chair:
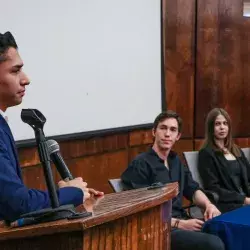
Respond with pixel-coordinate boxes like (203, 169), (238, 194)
(108, 178), (127, 192)
(183, 151), (221, 219)
(183, 151), (204, 189)
(241, 147), (250, 163)
(183, 151), (219, 203)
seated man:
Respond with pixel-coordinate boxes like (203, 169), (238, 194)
(121, 110), (225, 250)
(0, 31), (103, 222)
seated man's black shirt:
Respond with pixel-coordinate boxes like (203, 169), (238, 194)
(121, 148), (200, 218)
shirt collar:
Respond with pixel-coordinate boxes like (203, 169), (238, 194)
(0, 109), (8, 122)
(148, 147), (177, 161)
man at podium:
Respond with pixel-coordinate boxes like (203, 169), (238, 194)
(0, 31), (102, 222)
(121, 111), (225, 250)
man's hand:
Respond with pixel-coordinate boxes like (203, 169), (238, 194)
(58, 178), (104, 202)
(204, 203), (221, 221)
(178, 219), (204, 231)
(83, 195), (105, 212)
(58, 177), (90, 201)
(88, 188), (104, 197)
(244, 197), (250, 205)
(193, 190), (221, 220)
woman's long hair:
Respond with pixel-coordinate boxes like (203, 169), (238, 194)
(201, 108), (240, 157)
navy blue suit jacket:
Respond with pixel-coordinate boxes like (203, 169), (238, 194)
(0, 115), (83, 221)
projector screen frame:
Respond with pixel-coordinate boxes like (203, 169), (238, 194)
(16, 123), (154, 148)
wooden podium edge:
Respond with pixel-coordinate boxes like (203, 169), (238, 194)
(0, 182), (178, 241)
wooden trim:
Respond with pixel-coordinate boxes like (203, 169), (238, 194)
(16, 123), (153, 149)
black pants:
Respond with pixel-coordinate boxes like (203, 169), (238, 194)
(171, 229), (225, 250)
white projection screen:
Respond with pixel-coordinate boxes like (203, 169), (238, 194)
(0, 0), (162, 142)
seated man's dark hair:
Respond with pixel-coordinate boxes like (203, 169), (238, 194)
(0, 32), (18, 62)
(153, 110), (182, 132)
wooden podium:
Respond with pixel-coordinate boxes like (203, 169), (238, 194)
(0, 182), (178, 250)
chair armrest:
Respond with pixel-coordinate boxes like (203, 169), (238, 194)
(182, 204), (204, 220)
(188, 206), (204, 220)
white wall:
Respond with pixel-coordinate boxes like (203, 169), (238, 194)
(0, 0), (161, 141)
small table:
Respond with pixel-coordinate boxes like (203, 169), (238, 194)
(203, 205), (250, 250)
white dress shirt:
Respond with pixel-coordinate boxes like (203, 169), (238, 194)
(0, 109), (8, 122)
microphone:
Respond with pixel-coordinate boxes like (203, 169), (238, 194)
(46, 139), (74, 181)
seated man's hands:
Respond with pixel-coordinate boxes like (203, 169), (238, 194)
(204, 203), (221, 221)
(178, 219), (204, 231)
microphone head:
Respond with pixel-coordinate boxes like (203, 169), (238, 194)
(46, 139), (60, 155)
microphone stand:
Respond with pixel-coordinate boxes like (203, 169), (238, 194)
(18, 109), (91, 226)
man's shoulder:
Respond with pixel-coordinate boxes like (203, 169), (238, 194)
(130, 148), (159, 166)
(131, 152), (151, 165)
(134, 151), (149, 160)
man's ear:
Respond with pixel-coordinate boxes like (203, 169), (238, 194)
(152, 128), (155, 137)
(176, 132), (181, 141)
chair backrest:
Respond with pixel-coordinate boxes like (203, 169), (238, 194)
(241, 147), (250, 163)
(108, 178), (126, 192)
(183, 151), (204, 189)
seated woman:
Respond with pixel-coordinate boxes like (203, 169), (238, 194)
(198, 108), (250, 213)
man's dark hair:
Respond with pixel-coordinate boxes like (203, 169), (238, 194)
(153, 110), (182, 132)
(0, 32), (18, 63)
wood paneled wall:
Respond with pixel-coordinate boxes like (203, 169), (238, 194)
(19, 0), (250, 193)
(196, 0), (245, 137)
(164, 0), (195, 139)
(165, 0), (250, 147)
(19, 133), (193, 193)
(19, 130), (153, 194)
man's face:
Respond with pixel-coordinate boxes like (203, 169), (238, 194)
(152, 118), (181, 151)
(0, 47), (30, 111)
